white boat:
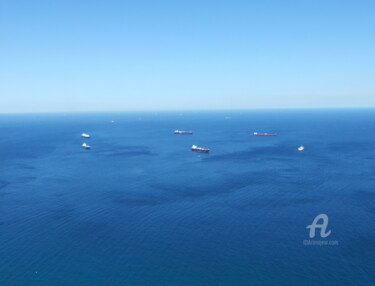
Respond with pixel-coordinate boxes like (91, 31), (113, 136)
(298, 145), (305, 151)
(81, 133), (90, 138)
(82, 142), (91, 149)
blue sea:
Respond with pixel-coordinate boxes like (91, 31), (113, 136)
(0, 110), (374, 286)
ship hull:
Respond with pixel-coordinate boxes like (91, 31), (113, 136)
(174, 131), (193, 134)
(192, 149), (209, 153)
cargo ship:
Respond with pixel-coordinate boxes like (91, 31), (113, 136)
(253, 132), (277, 136)
(174, 130), (193, 134)
(192, 145), (209, 153)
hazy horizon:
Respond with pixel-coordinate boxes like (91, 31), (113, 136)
(1, 0), (375, 113)
(1, 106), (375, 115)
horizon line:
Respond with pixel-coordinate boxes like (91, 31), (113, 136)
(0, 106), (374, 115)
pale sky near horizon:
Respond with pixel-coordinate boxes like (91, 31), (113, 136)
(1, 0), (375, 113)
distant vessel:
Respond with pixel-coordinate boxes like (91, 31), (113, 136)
(81, 133), (90, 138)
(174, 130), (193, 134)
(82, 143), (91, 149)
(192, 145), (209, 153)
(253, 132), (277, 136)
(298, 145), (305, 151)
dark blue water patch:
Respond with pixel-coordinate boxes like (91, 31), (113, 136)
(0, 180), (10, 191)
(227, 196), (320, 210)
(14, 176), (37, 184)
(0, 174), (38, 191)
(91, 144), (158, 157)
(103, 148), (157, 157)
(112, 195), (167, 207)
(47, 203), (77, 221)
(17, 163), (37, 170)
(204, 145), (293, 161)
(53, 192), (65, 197)
(110, 188), (172, 207)
(344, 189), (375, 214)
(141, 168), (325, 206)
(201, 145), (332, 167)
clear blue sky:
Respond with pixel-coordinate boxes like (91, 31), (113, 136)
(1, 0), (375, 112)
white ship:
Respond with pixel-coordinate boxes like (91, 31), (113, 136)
(82, 143), (91, 149)
(298, 145), (305, 151)
(81, 133), (90, 138)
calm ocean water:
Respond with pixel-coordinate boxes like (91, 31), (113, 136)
(0, 110), (374, 286)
